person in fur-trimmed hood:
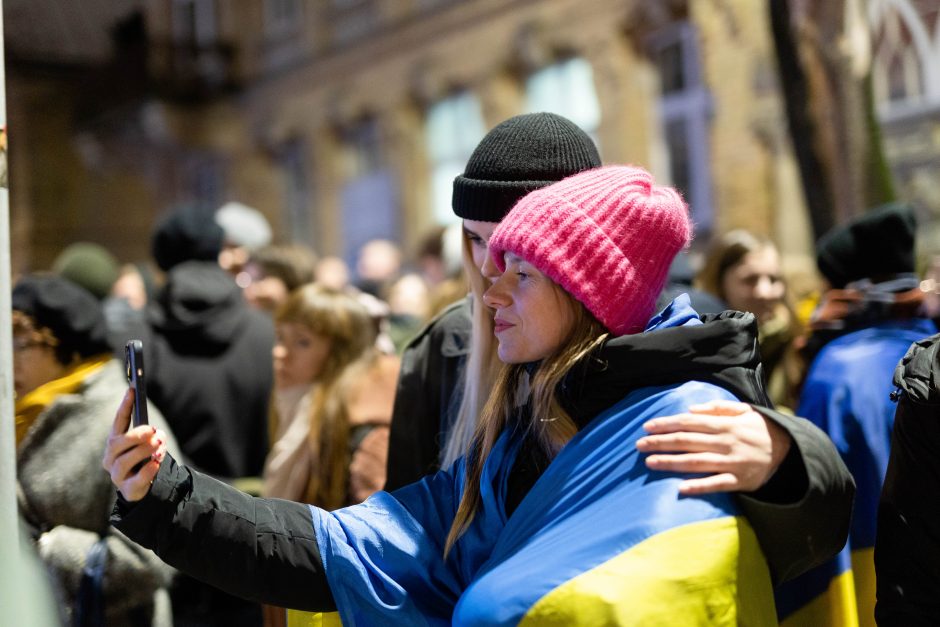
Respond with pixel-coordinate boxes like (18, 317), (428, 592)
(13, 274), (179, 626)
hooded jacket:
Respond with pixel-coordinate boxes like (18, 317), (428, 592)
(113, 297), (853, 622)
(875, 332), (940, 626)
(146, 260), (275, 479)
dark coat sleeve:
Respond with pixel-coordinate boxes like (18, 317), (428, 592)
(737, 407), (855, 584)
(385, 300), (470, 491)
(110, 454), (336, 612)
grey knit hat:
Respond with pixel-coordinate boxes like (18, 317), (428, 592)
(451, 112), (601, 222)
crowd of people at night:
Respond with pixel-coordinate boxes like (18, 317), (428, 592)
(10, 112), (940, 627)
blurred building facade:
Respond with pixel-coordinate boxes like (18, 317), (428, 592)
(5, 0), (939, 279)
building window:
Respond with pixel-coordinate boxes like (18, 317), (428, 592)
(279, 139), (313, 245)
(264, 0), (303, 36)
(339, 118), (398, 268)
(426, 91), (486, 225)
(172, 0), (216, 47)
(525, 57), (602, 145)
(872, 1), (933, 115)
(649, 22), (714, 234)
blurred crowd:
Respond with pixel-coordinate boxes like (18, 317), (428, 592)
(9, 115), (940, 626)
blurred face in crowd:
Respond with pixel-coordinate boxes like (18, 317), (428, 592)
(481, 252), (577, 364)
(463, 220), (499, 273)
(720, 245), (785, 321)
(239, 272), (288, 313)
(12, 318), (67, 398)
(272, 322), (332, 389)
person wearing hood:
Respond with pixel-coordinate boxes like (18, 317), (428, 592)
(13, 275), (179, 626)
(103, 165), (852, 625)
(147, 204), (275, 627)
(774, 203), (937, 626)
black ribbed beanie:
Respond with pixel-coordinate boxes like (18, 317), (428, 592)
(452, 112), (601, 222)
(816, 201), (917, 288)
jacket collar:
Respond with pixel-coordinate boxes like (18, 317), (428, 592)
(558, 294), (771, 428)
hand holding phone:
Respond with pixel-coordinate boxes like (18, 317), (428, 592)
(125, 340), (149, 427)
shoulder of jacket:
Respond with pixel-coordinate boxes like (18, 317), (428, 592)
(402, 296), (471, 351)
(894, 332), (940, 402)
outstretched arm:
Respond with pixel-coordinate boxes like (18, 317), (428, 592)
(103, 390), (335, 612)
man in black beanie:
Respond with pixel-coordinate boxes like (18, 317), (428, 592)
(146, 204), (274, 627)
(778, 203), (937, 622)
(385, 112), (602, 489)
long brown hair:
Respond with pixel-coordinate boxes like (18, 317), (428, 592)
(444, 286), (607, 555)
(275, 284), (377, 509)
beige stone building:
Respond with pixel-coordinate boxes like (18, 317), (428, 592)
(6, 0), (936, 282)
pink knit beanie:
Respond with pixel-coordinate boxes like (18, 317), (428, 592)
(487, 165), (692, 336)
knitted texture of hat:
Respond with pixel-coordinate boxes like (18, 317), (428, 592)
(12, 275), (110, 358)
(816, 202), (917, 288)
(51, 242), (120, 300)
(488, 165), (692, 336)
(452, 112), (601, 222)
(151, 205), (225, 272)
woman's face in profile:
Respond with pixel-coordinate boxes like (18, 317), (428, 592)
(481, 252), (576, 364)
(272, 322), (332, 389)
(463, 220), (498, 274)
(720, 246), (785, 322)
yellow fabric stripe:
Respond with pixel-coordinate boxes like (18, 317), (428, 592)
(519, 516), (775, 626)
(779, 547), (875, 627)
(779, 569), (858, 627)
(286, 610), (342, 627)
(15, 354), (111, 446)
(851, 548), (875, 627)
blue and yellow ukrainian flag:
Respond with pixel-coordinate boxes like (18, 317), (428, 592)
(307, 381), (777, 626)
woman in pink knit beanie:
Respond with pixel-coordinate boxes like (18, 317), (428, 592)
(104, 163), (857, 625)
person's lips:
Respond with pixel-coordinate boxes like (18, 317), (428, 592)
(493, 317), (515, 334)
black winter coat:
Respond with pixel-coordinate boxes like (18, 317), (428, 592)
(876, 332), (940, 626)
(146, 261), (275, 479)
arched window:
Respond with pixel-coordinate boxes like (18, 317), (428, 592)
(871, 0), (936, 114)
(648, 21), (714, 234)
(340, 117), (398, 268)
(425, 91), (486, 225)
(524, 57), (602, 146)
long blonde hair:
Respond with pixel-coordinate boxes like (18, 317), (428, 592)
(274, 284), (378, 509)
(439, 232), (501, 468)
(444, 287), (608, 556)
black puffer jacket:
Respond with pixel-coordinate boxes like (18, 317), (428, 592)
(146, 261), (274, 480)
(113, 310), (854, 612)
(876, 332), (940, 626)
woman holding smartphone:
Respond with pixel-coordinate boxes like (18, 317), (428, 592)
(105, 165), (851, 624)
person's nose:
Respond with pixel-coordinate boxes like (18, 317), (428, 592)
(482, 273), (510, 310)
(272, 343), (287, 360)
(754, 276), (779, 300)
(481, 252), (500, 283)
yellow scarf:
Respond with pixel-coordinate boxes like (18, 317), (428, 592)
(15, 354), (111, 447)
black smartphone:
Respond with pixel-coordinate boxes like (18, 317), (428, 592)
(125, 340), (149, 427)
